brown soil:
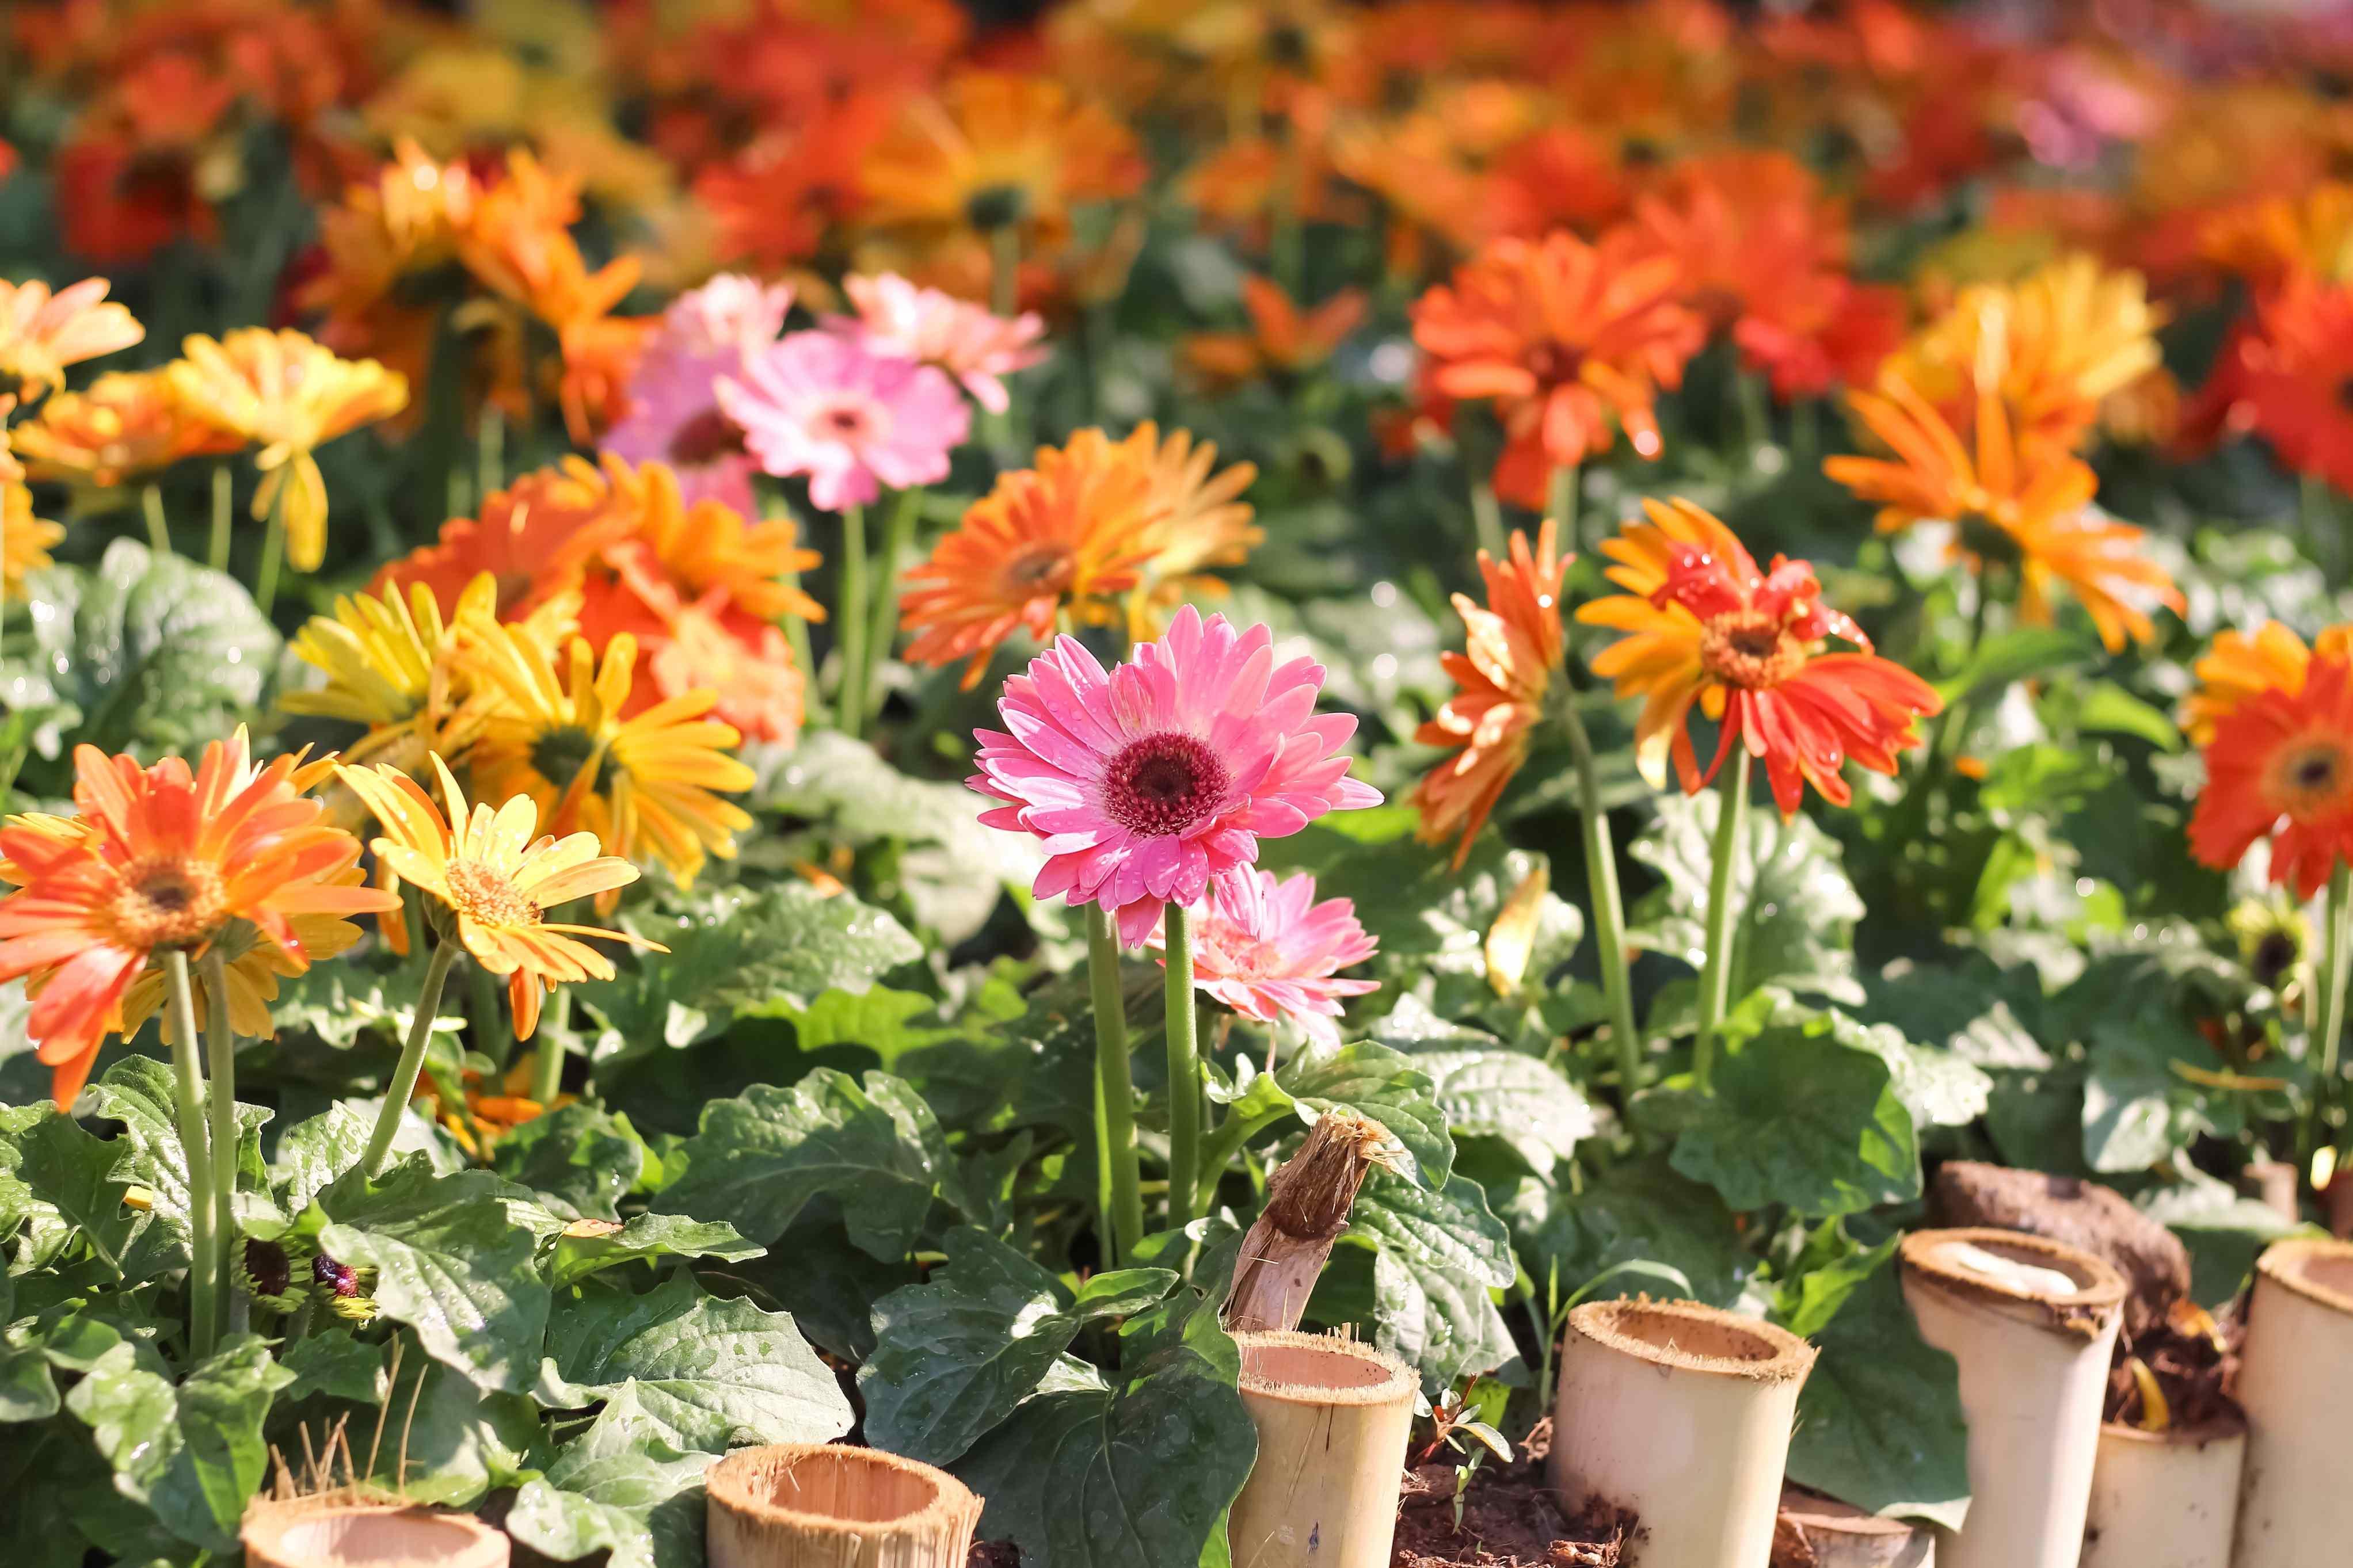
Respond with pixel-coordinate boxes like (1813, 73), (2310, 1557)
(1392, 1420), (1639, 1568)
(2104, 1304), (2243, 1430)
(1932, 1161), (2190, 1333)
(967, 1544), (1021, 1567)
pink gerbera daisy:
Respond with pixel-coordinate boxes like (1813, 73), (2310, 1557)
(971, 606), (1384, 945)
(1148, 867), (1378, 1052)
(833, 272), (1048, 414)
(602, 274), (793, 518)
(717, 330), (969, 512)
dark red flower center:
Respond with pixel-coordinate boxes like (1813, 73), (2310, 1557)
(1000, 543), (1075, 596)
(810, 394), (887, 447)
(1524, 340), (1585, 387)
(667, 405), (745, 467)
(2270, 738), (2353, 820)
(1698, 607), (1808, 689)
(1101, 732), (1230, 838)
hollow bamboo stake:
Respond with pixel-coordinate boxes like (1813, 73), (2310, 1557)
(2230, 1236), (2353, 1568)
(1771, 1485), (1933, 1567)
(1550, 1297), (1815, 1567)
(2080, 1415), (2244, 1568)
(706, 1444), (983, 1568)
(1227, 1333), (1416, 1568)
(1222, 1112), (1394, 1335)
(241, 1501), (509, 1568)
(1897, 1228), (2126, 1568)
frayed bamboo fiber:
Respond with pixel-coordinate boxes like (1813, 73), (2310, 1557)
(241, 1500), (509, 1568)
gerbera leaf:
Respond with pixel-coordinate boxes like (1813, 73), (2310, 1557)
(490, 1102), (647, 1221)
(1272, 1041), (1455, 1190)
(1344, 1170), (1519, 1390)
(547, 1213), (766, 1289)
(505, 1387), (714, 1568)
(1783, 1264), (1971, 1532)
(83, 1056), (270, 1260)
(63, 1334), (294, 1552)
(1491, 1153), (1757, 1311)
(1670, 1023), (1921, 1218)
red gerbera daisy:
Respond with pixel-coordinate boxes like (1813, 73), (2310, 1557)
(2189, 654), (2353, 901)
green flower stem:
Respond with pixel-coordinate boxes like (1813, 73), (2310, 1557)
(783, 582), (826, 727)
(477, 405), (506, 501)
(140, 484), (172, 558)
(531, 987), (572, 1109)
(1162, 902), (1203, 1233)
(863, 488), (922, 729)
(1194, 1107), (1286, 1218)
(1693, 749), (1752, 1093)
(1086, 907), (1143, 1266)
(1468, 478), (1505, 562)
(471, 959), (513, 1073)
(1563, 703), (1643, 1099)
(253, 483), (288, 617)
(362, 941), (461, 1178)
(1546, 461), (1579, 552)
(836, 503), (870, 741)
(199, 951), (240, 1332)
(989, 224), (1021, 322)
(162, 949), (219, 1360)
(2305, 862), (2353, 1176)
(209, 463), (233, 573)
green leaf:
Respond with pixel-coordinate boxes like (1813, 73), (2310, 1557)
(492, 1102), (645, 1220)
(268, 956), (466, 1052)
(550, 1213), (765, 1288)
(586, 884), (923, 1052)
(271, 1102), (376, 1215)
(1773, 1229), (1901, 1340)
(280, 1333), (382, 1403)
(84, 1056), (269, 1260)
(66, 1335), (293, 1551)
(1785, 1266), (1971, 1531)
(310, 1159), (550, 1395)
(1858, 960), (2053, 1071)
(1348, 1171), (1518, 1388)
(367, 1335), (540, 1506)
(1936, 625), (2094, 705)
(541, 1272), (851, 1452)
(2082, 1016), (2229, 1173)
(1628, 791), (1867, 1007)
(861, 1226), (1176, 1466)
(1739, 999), (1990, 1131)
(2073, 681), (2181, 751)
(1276, 1042), (1453, 1188)
(1494, 1155), (1755, 1308)
(657, 1068), (949, 1260)
(506, 1388), (713, 1568)
(952, 1295), (1256, 1568)
(0, 1277), (59, 1422)
(14, 1109), (159, 1282)
(2139, 1176), (2303, 1307)
(1672, 1024), (1920, 1218)
(14, 541), (279, 761)
(1395, 1046), (1595, 1175)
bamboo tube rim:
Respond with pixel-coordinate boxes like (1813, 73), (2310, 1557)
(240, 1502), (509, 1568)
(1565, 1296), (1815, 1382)
(706, 1444), (981, 1540)
(2255, 1236), (2353, 1317)
(2096, 1411), (2247, 1449)
(1900, 1227), (2127, 1338)
(1234, 1330), (1417, 1407)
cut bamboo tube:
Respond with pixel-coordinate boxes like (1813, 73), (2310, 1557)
(1771, 1485), (1935, 1567)
(2230, 1235), (2353, 1568)
(706, 1444), (984, 1568)
(1550, 1298), (1815, 1567)
(1227, 1333), (1417, 1568)
(241, 1502), (509, 1568)
(1223, 1112), (1394, 1336)
(2080, 1414), (2244, 1568)
(1898, 1228), (2126, 1568)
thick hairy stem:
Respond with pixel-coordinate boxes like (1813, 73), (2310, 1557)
(531, 986), (571, 1109)
(836, 503), (869, 741)
(362, 943), (460, 1177)
(162, 950), (219, 1359)
(1564, 703), (1643, 1100)
(253, 483), (288, 617)
(1693, 749), (1752, 1092)
(865, 488), (922, 727)
(1086, 907), (1143, 1266)
(1163, 903), (1203, 1233)
(140, 484), (172, 557)
(209, 463), (233, 573)
(200, 951), (241, 1334)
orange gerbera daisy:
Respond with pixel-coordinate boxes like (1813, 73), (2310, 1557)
(1578, 498), (1942, 817)
(0, 277), (145, 398)
(1183, 276), (1368, 388)
(2199, 181), (2353, 293)
(337, 757), (654, 1040)
(10, 370), (239, 490)
(1410, 228), (1703, 509)
(2189, 654), (2353, 902)
(455, 150), (641, 335)
(900, 426), (1160, 686)
(2183, 622), (2353, 746)
(1125, 422), (1261, 638)
(0, 731), (397, 1106)
(861, 71), (1145, 245)
(1827, 369), (2183, 651)
(1414, 518), (1566, 868)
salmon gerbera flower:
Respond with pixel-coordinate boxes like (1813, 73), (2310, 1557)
(971, 606), (1383, 946)
(1414, 519), (1567, 868)
(0, 731), (398, 1106)
(0, 277), (146, 397)
(1410, 227), (1703, 509)
(2189, 655), (2353, 901)
(834, 272), (1048, 414)
(337, 757), (656, 1039)
(1578, 499), (1943, 817)
(2183, 621), (2353, 746)
(1145, 867), (1377, 1054)
(1826, 368), (2183, 652)
(900, 426), (1161, 687)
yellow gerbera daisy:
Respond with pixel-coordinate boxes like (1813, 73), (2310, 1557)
(459, 619), (755, 905)
(3, 482), (64, 600)
(337, 756), (654, 1039)
(166, 328), (410, 574)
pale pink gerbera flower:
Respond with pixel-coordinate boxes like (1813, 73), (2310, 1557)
(971, 606), (1384, 945)
(1149, 867), (1377, 1051)
(717, 330), (969, 513)
(602, 274), (793, 517)
(0, 278), (144, 396)
(833, 272), (1048, 414)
